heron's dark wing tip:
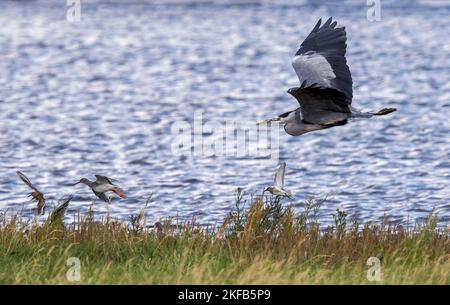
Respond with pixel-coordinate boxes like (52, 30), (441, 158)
(293, 17), (353, 99)
(313, 18), (322, 31)
(323, 17), (333, 27)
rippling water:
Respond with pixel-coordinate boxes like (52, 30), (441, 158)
(0, 0), (449, 227)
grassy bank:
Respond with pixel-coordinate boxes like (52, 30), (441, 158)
(0, 190), (448, 284)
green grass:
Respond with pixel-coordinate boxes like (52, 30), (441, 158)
(0, 189), (448, 284)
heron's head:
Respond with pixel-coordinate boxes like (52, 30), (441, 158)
(278, 111), (296, 123)
(257, 110), (295, 125)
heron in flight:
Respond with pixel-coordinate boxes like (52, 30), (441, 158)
(264, 162), (292, 198)
(257, 17), (396, 136)
(16, 171), (46, 215)
(71, 175), (126, 203)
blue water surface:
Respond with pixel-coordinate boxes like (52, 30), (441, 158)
(0, 0), (449, 227)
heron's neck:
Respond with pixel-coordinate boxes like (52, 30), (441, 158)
(282, 109), (299, 124)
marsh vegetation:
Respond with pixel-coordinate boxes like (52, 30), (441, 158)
(0, 189), (448, 284)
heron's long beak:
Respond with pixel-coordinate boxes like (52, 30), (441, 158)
(70, 181), (81, 186)
(256, 117), (281, 125)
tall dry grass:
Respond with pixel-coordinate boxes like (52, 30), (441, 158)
(0, 189), (448, 284)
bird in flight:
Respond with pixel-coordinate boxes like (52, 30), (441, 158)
(48, 195), (74, 226)
(264, 162), (292, 198)
(257, 17), (396, 136)
(71, 175), (126, 203)
(16, 171), (46, 215)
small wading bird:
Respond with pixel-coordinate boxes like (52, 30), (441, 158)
(16, 171), (46, 215)
(48, 195), (74, 225)
(257, 17), (396, 136)
(71, 175), (126, 203)
(264, 162), (292, 198)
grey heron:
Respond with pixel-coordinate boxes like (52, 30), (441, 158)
(16, 171), (46, 215)
(264, 162), (292, 198)
(257, 17), (396, 136)
(71, 175), (126, 203)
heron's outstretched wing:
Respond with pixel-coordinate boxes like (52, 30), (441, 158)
(292, 17), (353, 100)
(17, 171), (40, 192)
(274, 162), (286, 188)
(288, 83), (351, 124)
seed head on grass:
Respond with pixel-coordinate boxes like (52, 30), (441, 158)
(0, 188), (448, 284)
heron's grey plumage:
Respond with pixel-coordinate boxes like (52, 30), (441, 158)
(289, 17), (353, 131)
(293, 17), (352, 99)
(257, 17), (396, 136)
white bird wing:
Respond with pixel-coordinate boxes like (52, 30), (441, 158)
(274, 162), (286, 188)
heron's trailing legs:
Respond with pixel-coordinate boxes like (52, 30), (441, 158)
(350, 107), (397, 119)
(372, 108), (397, 116)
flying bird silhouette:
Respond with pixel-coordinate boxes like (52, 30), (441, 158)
(71, 175), (126, 203)
(264, 162), (292, 198)
(48, 195), (74, 225)
(16, 171), (46, 215)
(257, 17), (396, 136)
